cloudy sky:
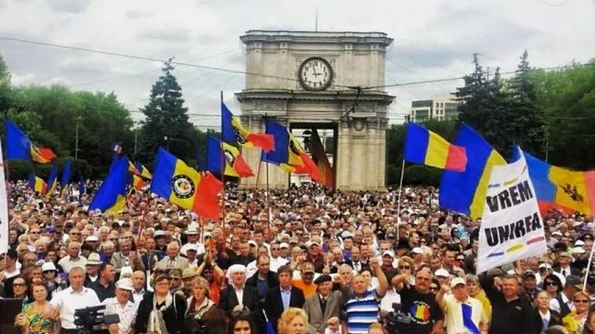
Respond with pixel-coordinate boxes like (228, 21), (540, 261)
(0, 0), (593, 130)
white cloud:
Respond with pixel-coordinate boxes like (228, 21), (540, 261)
(0, 0), (593, 127)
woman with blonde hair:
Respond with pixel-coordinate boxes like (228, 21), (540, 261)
(278, 308), (308, 334)
(184, 277), (226, 334)
(397, 256), (415, 286)
(562, 291), (591, 334)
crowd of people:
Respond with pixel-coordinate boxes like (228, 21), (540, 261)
(0, 180), (594, 334)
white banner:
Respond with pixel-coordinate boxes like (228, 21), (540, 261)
(476, 149), (547, 274)
(0, 139), (8, 254)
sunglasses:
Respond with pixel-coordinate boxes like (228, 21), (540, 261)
(30, 231), (40, 235)
(545, 282), (558, 286)
(399, 266), (411, 270)
(171, 277), (180, 281)
(43, 270), (56, 274)
(70, 232), (81, 235)
(13, 283), (26, 287)
(456, 258), (465, 261)
(574, 299), (589, 303)
(430, 286), (439, 291)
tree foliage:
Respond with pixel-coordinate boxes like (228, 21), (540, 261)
(138, 59), (196, 162)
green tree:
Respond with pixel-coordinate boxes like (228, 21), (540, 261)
(0, 55), (11, 118)
(456, 55), (515, 158)
(508, 50), (545, 157)
(139, 59), (194, 162)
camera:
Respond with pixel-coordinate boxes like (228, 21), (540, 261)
(385, 303), (412, 334)
(74, 305), (120, 334)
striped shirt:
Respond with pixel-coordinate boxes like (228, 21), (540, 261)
(344, 289), (381, 334)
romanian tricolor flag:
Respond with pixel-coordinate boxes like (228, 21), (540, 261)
(28, 172), (47, 195)
(310, 130), (334, 188)
(206, 135), (254, 178)
(404, 122), (467, 172)
(5, 120), (56, 164)
(45, 165), (59, 198)
(88, 156), (129, 214)
(221, 102), (274, 152)
(151, 148), (222, 219)
(521, 150), (595, 215)
(440, 124), (506, 219)
(131, 162), (152, 190)
(262, 119), (321, 182)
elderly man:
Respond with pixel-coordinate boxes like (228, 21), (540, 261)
(111, 238), (145, 274)
(131, 270), (146, 304)
(50, 267), (101, 334)
(342, 257), (389, 334)
(303, 274), (347, 334)
(436, 277), (488, 334)
(219, 264), (265, 333)
(180, 226), (205, 256)
(58, 242), (87, 273)
(157, 241), (189, 270)
(103, 278), (137, 334)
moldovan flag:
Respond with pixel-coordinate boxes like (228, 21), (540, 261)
(206, 135), (254, 178)
(404, 122), (467, 172)
(5, 120), (56, 164)
(132, 162), (152, 190)
(520, 151), (595, 215)
(476, 148), (546, 273)
(262, 119), (321, 182)
(28, 172), (47, 195)
(45, 165), (59, 198)
(439, 124), (506, 219)
(60, 160), (72, 197)
(151, 148), (222, 219)
(221, 102), (274, 152)
(88, 156), (129, 214)
(310, 130), (334, 188)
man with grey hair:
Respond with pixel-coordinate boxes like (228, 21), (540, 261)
(58, 242), (87, 273)
(157, 241), (189, 269)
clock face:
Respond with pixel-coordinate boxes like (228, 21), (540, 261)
(298, 57), (333, 91)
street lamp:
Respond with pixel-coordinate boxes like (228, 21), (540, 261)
(164, 136), (169, 151)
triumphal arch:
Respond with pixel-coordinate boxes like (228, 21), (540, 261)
(235, 30), (394, 190)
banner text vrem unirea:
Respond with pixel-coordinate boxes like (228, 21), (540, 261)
(483, 180), (543, 247)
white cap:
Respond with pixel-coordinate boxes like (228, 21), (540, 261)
(86, 235), (99, 242)
(412, 247), (423, 254)
(154, 230), (166, 237)
(279, 242), (289, 249)
(450, 277), (466, 288)
(341, 231), (353, 239)
(435, 269), (450, 278)
(185, 227), (198, 235)
(306, 241), (320, 248)
(42, 262), (56, 272)
(552, 231), (562, 237)
(575, 240), (585, 247)
(572, 247), (586, 254)
(186, 244), (198, 252)
(539, 263), (552, 269)
(116, 278), (134, 291)
(248, 240), (257, 247)
(382, 250), (395, 257)
(120, 266), (133, 277)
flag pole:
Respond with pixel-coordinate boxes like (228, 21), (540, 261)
(264, 114), (271, 227)
(220, 91), (226, 226)
(584, 225), (595, 291)
(395, 159), (406, 238)
(251, 160), (262, 217)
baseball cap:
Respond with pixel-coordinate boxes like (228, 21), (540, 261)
(279, 243), (289, 249)
(411, 247), (423, 254)
(42, 262), (56, 272)
(450, 277), (466, 288)
(435, 269), (449, 278)
(301, 263), (315, 274)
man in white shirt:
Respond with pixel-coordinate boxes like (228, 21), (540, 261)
(50, 267), (101, 334)
(268, 242), (288, 272)
(436, 277), (488, 334)
(131, 271), (146, 304)
(180, 226), (205, 256)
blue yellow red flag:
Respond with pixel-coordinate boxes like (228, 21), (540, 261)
(28, 172), (47, 195)
(261, 119), (320, 182)
(519, 150), (595, 215)
(45, 165), (59, 198)
(439, 124), (506, 219)
(404, 122), (467, 172)
(151, 148), (222, 219)
(5, 120), (55, 164)
(221, 102), (274, 152)
(206, 135), (254, 178)
(88, 156), (129, 214)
